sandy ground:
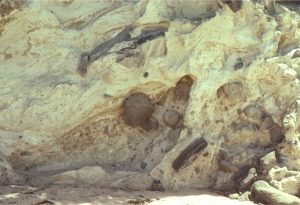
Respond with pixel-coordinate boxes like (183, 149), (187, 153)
(0, 185), (258, 205)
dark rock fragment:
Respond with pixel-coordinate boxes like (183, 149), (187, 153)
(122, 93), (154, 127)
(174, 76), (193, 102)
(77, 26), (132, 77)
(77, 53), (90, 77)
(172, 137), (208, 172)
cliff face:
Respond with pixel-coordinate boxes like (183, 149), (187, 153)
(1, 0), (300, 196)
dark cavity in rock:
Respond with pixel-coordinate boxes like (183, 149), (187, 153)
(122, 92), (154, 127)
(172, 137), (208, 172)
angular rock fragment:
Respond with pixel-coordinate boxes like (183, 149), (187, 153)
(172, 137), (208, 172)
(260, 151), (277, 172)
(244, 105), (264, 122)
(174, 76), (193, 102)
(251, 180), (300, 205)
(163, 109), (181, 128)
(218, 81), (243, 101)
(77, 26), (132, 76)
(131, 27), (168, 46)
(268, 167), (300, 196)
(122, 93), (155, 127)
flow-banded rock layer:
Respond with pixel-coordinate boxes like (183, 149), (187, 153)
(1, 0), (300, 203)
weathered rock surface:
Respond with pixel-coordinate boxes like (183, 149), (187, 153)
(1, 0), (300, 204)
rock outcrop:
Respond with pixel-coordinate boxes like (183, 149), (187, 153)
(1, 0), (300, 203)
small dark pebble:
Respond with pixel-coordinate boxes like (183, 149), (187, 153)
(143, 72), (149, 78)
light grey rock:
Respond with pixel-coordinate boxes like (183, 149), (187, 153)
(251, 180), (300, 205)
(260, 151), (277, 172)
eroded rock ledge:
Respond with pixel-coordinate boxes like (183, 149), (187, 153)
(1, 0), (300, 204)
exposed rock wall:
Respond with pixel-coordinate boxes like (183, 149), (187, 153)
(1, 0), (300, 200)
